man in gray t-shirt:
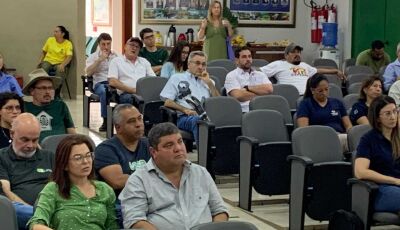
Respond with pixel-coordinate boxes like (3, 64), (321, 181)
(119, 122), (228, 230)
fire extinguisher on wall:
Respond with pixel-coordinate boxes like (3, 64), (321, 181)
(328, 4), (337, 23)
(311, 6), (318, 43)
(317, 5), (328, 43)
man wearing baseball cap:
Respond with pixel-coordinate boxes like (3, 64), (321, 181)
(108, 37), (156, 105)
(260, 43), (344, 94)
(23, 68), (76, 141)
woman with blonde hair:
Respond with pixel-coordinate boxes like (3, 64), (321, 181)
(197, 0), (233, 61)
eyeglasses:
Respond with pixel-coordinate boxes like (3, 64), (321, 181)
(190, 61), (207, 66)
(380, 108), (400, 118)
(35, 86), (54, 91)
(2, 105), (21, 112)
(70, 152), (93, 163)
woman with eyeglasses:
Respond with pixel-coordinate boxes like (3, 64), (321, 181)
(28, 134), (119, 230)
(0, 52), (23, 97)
(297, 73), (352, 151)
(0, 92), (23, 148)
(160, 41), (191, 79)
(349, 75), (383, 125)
(355, 95), (400, 213)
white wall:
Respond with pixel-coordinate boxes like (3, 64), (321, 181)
(133, 0), (352, 64)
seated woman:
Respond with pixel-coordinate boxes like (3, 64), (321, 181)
(355, 95), (400, 213)
(0, 92), (23, 148)
(350, 75), (383, 125)
(297, 73), (352, 150)
(0, 52), (23, 96)
(160, 41), (191, 79)
(28, 134), (118, 230)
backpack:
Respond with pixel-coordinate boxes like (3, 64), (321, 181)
(328, 209), (364, 230)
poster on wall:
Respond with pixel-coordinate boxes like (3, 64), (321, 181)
(140, 0), (210, 24)
(229, 0), (296, 27)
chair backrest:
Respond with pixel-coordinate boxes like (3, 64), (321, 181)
(191, 221), (258, 230)
(207, 66), (229, 86)
(292, 126), (343, 163)
(324, 74), (342, 87)
(329, 83), (343, 100)
(252, 59), (269, 67)
(86, 37), (98, 57)
(207, 59), (236, 72)
(210, 75), (222, 92)
(242, 110), (289, 143)
(342, 58), (356, 72)
(347, 73), (371, 86)
(204, 96), (242, 127)
(347, 124), (371, 152)
(272, 84), (300, 111)
(41, 134), (96, 153)
(348, 82), (362, 94)
(249, 95), (293, 124)
(312, 58), (338, 69)
(0, 195), (18, 230)
(136, 77), (168, 101)
(345, 65), (374, 75)
(343, 93), (359, 111)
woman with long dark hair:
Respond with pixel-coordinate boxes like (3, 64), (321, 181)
(28, 135), (118, 230)
(160, 41), (191, 78)
(349, 75), (383, 125)
(355, 95), (400, 213)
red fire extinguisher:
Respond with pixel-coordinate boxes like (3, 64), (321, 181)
(311, 6), (318, 43)
(317, 5), (328, 43)
(328, 4), (337, 23)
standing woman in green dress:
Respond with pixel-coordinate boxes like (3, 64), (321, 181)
(198, 0), (234, 61)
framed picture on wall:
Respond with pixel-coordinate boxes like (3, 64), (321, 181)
(229, 0), (296, 27)
(92, 0), (112, 26)
(139, 0), (210, 24)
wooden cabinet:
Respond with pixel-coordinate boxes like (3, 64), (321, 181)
(247, 46), (286, 63)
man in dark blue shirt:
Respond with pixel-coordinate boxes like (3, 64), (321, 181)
(94, 104), (150, 195)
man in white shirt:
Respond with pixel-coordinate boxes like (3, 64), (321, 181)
(108, 37), (156, 104)
(225, 46), (273, 112)
(86, 33), (118, 131)
(260, 43), (345, 95)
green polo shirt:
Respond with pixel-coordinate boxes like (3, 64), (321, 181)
(0, 147), (54, 205)
(356, 49), (391, 73)
(139, 47), (169, 66)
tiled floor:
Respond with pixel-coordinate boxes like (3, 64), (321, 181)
(64, 96), (400, 230)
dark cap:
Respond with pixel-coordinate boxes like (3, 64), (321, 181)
(126, 37), (143, 48)
(284, 43), (303, 55)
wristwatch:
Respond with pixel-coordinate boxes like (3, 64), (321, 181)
(244, 85), (250, 91)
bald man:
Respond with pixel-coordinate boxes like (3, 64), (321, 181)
(0, 113), (55, 229)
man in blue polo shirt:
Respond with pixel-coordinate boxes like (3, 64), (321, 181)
(160, 51), (220, 144)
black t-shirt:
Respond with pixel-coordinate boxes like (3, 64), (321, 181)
(0, 127), (11, 149)
(0, 147), (54, 205)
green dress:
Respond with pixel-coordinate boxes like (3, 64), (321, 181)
(203, 22), (228, 61)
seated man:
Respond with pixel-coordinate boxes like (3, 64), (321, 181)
(383, 42), (400, 91)
(160, 51), (220, 144)
(108, 37), (156, 105)
(23, 69), (76, 142)
(225, 46), (273, 112)
(86, 33), (119, 132)
(94, 104), (150, 196)
(260, 43), (345, 95)
(0, 113), (54, 229)
(119, 122), (229, 229)
(139, 28), (169, 75)
(356, 40), (391, 74)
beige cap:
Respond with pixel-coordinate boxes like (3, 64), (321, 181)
(22, 68), (62, 96)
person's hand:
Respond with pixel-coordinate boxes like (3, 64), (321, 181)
(222, 19), (230, 28)
(58, 64), (65, 73)
(198, 71), (212, 84)
(336, 70), (346, 80)
(183, 109), (197, 116)
(200, 19), (208, 29)
(98, 50), (110, 62)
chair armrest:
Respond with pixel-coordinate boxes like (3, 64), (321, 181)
(106, 85), (119, 103)
(132, 94), (145, 108)
(287, 155), (314, 166)
(160, 106), (178, 123)
(197, 120), (216, 129)
(237, 136), (259, 145)
(348, 178), (379, 191)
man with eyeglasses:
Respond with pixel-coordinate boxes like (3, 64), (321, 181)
(139, 28), (168, 76)
(108, 37), (156, 105)
(23, 68), (76, 142)
(0, 113), (55, 229)
(160, 51), (220, 145)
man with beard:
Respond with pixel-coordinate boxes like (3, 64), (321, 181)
(119, 122), (228, 229)
(356, 40), (390, 74)
(94, 104), (150, 195)
(0, 113), (54, 229)
(23, 69), (76, 142)
(225, 46), (273, 112)
(260, 43), (344, 95)
(108, 37), (156, 104)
